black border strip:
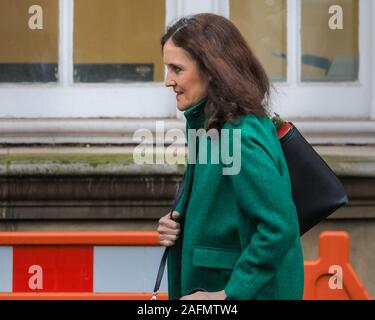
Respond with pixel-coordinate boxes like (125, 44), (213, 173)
(74, 63), (154, 82)
(0, 63), (58, 83)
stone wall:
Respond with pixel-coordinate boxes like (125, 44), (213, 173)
(1, 146), (374, 297)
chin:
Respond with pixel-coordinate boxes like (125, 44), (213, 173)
(177, 103), (189, 111)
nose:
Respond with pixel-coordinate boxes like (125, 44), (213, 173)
(165, 71), (176, 88)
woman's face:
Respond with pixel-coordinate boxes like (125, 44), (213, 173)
(163, 39), (209, 111)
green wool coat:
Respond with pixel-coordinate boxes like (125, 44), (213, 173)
(167, 99), (304, 300)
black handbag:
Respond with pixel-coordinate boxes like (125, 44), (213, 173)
(152, 115), (349, 299)
(272, 114), (348, 235)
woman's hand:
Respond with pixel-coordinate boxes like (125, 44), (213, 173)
(157, 211), (181, 247)
(180, 290), (227, 300)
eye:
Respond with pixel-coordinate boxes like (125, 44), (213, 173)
(173, 65), (182, 74)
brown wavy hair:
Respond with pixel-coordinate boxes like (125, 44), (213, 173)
(161, 13), (271, 131)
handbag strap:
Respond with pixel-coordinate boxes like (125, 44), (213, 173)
(152, 246), (169, 300)
(152, 173), (186, 300)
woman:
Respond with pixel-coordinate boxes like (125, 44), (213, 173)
(157, 13), (304, 300)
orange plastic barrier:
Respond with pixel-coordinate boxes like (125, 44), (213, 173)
(303, 231), (372, 300)
(0, 232), (166, 300)
(0, 231), (372, 300)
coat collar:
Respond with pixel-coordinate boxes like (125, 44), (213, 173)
(183, 97), (208, 130)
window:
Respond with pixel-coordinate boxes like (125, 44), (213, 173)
(230, 0), (287, 82)
(0, 0), (58, 83)
(301, 0), (359, 82)
(231, 0), (360, 83)
(0, 0), (174, 118)
(74, 0), (165, 83)
(229, 0), (371, 119)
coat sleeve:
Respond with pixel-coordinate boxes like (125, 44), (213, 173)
(224, 129), (300, 300)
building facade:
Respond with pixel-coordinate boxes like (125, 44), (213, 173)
(0, 0), (374, 296)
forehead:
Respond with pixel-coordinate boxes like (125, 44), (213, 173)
(163, 39), (195, 65)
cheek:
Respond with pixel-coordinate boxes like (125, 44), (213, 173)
(192, 79), (208, 98)
(180, 72), (208, 101)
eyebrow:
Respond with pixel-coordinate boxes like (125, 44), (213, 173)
(166, 63), (184, 68)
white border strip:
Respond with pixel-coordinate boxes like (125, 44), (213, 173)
(93, 246), (168, 292)
(0, 247), (13, 293)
